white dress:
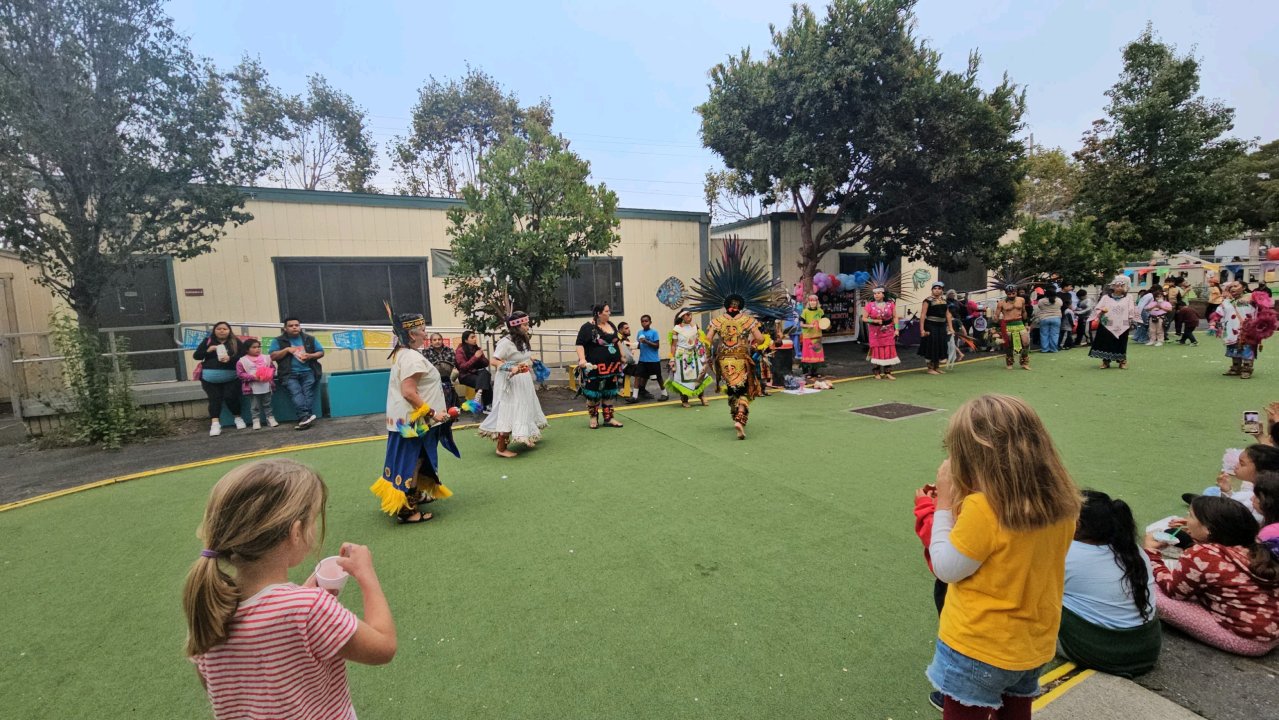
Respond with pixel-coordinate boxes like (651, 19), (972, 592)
(478, 338), (548, 444)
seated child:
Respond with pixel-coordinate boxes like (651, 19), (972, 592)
(1144, 496), (1279, 656)
(1059, 491), (1160, 677)
(1183, 444), (1279, 522)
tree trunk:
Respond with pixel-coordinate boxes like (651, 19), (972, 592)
(798, 218), (820, 299)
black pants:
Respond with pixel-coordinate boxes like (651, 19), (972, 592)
(457, 370), (492, 407)
(201, 379), (242, 420)
(1179, 327), (1197, 344)
(1074, 320), (1091, 348)
(632, 361), (663, 395)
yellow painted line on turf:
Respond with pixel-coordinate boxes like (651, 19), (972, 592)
(1032, 665), (1094, 711)
(1, 354), (1006, 513)
(0, 434), (393, 513)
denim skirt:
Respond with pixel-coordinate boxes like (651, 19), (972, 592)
(925, 639), (1044, 709)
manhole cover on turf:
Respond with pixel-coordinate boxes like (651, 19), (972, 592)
(849, 402), (940, 421)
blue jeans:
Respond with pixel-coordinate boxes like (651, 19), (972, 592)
(1038, 316), (1061, 352)
(926, 639), (1043, 708)
(283, 372), (316, 418)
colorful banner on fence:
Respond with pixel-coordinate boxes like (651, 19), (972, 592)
(331, 330), (365, 349)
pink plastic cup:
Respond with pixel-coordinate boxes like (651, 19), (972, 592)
(314, 556), (349, 595)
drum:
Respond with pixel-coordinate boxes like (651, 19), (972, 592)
(818, 317), (832, 331)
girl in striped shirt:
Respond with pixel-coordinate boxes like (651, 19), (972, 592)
(183, 460), (398, 719)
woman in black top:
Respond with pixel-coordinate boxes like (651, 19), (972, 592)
(192, 321), (244, 436)
(917, 283), (953, 375)
(575, 303), (625, 429)
(423, 332), (459, 408)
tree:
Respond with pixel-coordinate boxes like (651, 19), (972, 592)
(1018, 148), (1080, 218)
(1222, 139), (1279, 233)
(1073, 26), (1245, 255)
(983, 217), (1127, 287)
(277, 74), (378, 193)
(228, 58), (377, 193)
(391, 66), (552, 197)
(704, 168), (769, 223)
(698, 0), (1025, 293)
(444, 125), (620, 332)
(0, 0), (272, 440)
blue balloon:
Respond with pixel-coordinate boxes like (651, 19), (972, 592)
(853, 271), (871, 287)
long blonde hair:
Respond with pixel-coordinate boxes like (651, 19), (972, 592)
(182, 459), (327, 656)
(945, 394), (1080, 531)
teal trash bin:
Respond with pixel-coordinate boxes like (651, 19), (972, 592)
(326, 369), (389, 418)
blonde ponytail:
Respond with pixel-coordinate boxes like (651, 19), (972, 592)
(183, 555), (240, 656)
(181, 459), (327, 657)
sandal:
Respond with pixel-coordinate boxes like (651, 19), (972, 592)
(605, 421), (624, 428)
(699, 397), (709, 407)
(1118, 361), (1127, 370)
(397, 511), (433, 524)
(589, 419), (599, 429)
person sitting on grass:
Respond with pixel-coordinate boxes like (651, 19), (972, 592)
(1144, 496), (1279, 657)
(1181, 444), (1279, 519)
(1058, 490), (1161, 678)
(1254, 471), (1279, 544)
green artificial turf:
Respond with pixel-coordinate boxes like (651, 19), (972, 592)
(0, 343), (1265, 719)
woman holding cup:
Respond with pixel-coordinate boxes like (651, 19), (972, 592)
(193, 321), (245, 436)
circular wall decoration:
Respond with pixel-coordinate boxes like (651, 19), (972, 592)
(656, 276), (686, 309)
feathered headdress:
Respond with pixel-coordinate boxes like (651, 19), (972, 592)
(989, 263), (1037, 293)
(868, 262), (912, 303)
(686, 236), (790, 320)
(384, 300), (426, 359)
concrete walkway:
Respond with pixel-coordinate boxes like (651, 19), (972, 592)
(1038, 672), (1205, 720)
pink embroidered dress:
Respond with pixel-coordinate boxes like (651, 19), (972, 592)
(865, 301), (899, 366)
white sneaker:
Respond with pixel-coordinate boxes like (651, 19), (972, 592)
(1155, 341), (1163, 346)
(209, 420), (222, 437)
(234, 417), (247, 430)
(266, 416), (278, 428)
(252, 419), (261, 430)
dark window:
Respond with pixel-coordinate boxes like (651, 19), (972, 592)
(938, 256), (988, 293)
(552, 257), (624, 318)
(274, 258), (430, 325)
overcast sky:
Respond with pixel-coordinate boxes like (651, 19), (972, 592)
(167, 0), (1278, 213)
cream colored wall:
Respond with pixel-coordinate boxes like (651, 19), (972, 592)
(0, 251), (60, 334)
(709, 219), (771, 271)
(169, 199), (705, 367)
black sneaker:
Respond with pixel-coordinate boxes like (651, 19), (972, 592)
(625, 396), (639, 404)
(928, 691), (944, 712)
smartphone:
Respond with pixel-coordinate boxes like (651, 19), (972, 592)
(1243, 410), (1262, 435)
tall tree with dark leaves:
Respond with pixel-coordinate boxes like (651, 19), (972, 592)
(0, 0), (273, 334)
(0, 0), (277, 440)
(444, 125), (619, 332)
(1221, 139), (1279, 234)
(1073, 26), (1245, 255)
(391, 66), (552, 197)
(698, 0), (1025, 293)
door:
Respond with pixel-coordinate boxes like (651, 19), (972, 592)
(97, 261), (180, 383)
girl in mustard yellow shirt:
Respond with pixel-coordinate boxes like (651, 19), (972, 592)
(927, 395), (1081, 719)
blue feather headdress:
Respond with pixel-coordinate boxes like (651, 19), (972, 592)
(685, 236), (791, 321)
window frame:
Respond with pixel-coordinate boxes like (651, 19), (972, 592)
(549, 256), (625, 319)
(272, 256), (431, 325)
